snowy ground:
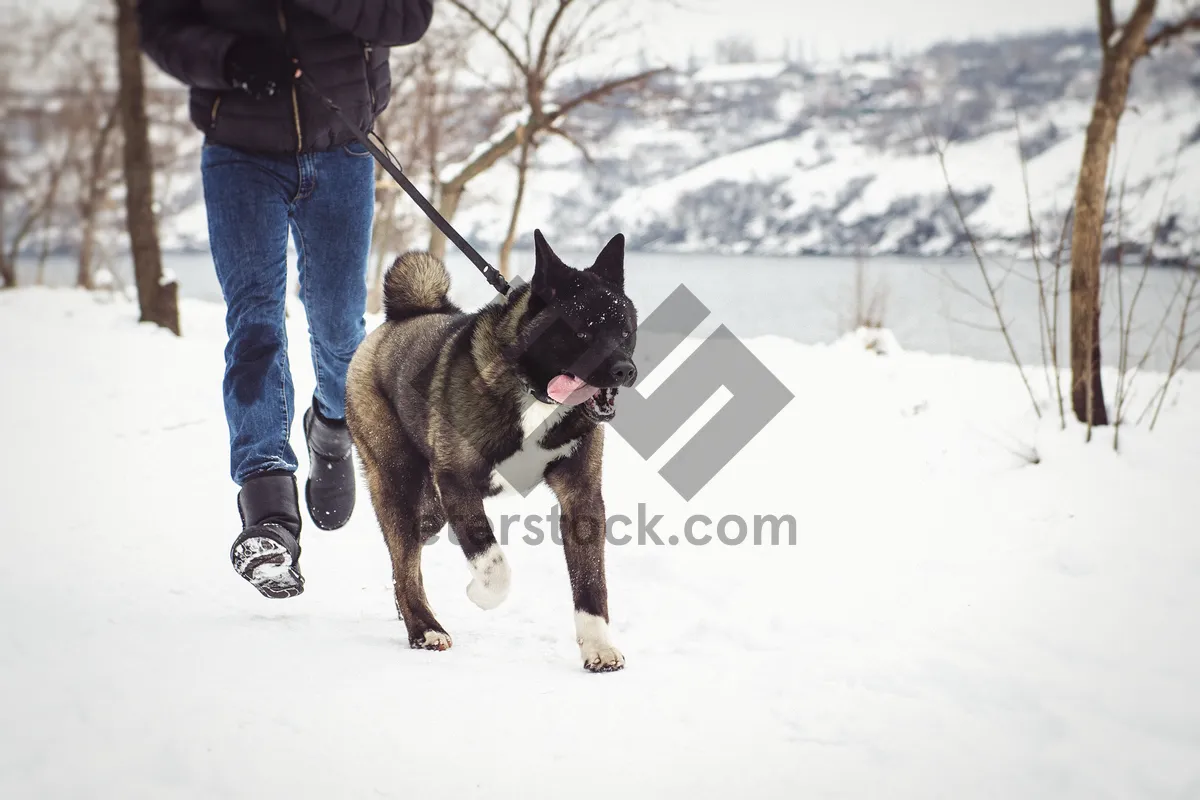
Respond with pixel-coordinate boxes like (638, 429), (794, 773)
(3, 288), (1200, 799)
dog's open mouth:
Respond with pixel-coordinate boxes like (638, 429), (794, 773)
(582, 387), (618, 423)
(546, 373), (618, 423)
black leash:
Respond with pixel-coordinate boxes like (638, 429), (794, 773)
(298, 76), (511, 297)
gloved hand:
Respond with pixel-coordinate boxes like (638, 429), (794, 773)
(223, 37), (298, 100)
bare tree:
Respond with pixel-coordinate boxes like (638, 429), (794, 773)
(842, 251), (888, 332)
(439, 0), (666, 275)
(1068, 0), (1200, 427)
(114, 0), (178, 334)
(922, 116), (1042, 419)
(1014, 110), (1073, 429)
(1142, 262), (1200, 429)
(0, 130), (74, 290)
(75, 99), (122, 289)
(713, 35), (759, 65)
(0, 12), (79, 289)
(65, 15), (123, 290)
(0, 140), (13, 289)
(364, 25), (479, 311)
(1109, 141), (1188, 449)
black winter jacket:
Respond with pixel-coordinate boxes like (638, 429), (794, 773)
(138, 0), (433, 154)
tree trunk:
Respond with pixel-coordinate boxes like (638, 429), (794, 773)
(498, 130), (533, 279)
(1067, 55), (1117, 428)
(429, 184), (464, 260)
(1068, 0), (1160, 428)
(1069, 77), (1114, 427)
(0, 140), (12, 289)
(0, 185), (11, 290)
(367, 185), (397, 314)
(114, 0), (179, 334)
(78, 101), (121, 290)
(77, 210), (98, 290)
(36, 227), (51, 285)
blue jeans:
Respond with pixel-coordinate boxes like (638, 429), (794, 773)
(201, 141), (375, 485)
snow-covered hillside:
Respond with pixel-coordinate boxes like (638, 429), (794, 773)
(440, 31), (1200, 261)
(3, 288), (1200, 798)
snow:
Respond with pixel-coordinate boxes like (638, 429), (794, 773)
(1055, 44), (1087, 62)
(3, 287), (1200, 798)
(691, 61), (790, 84)
(136, 34), (1199, 261)
(92, 267), (115, 290)
(593, 88), (1200, 258)
(843, 58), (896, 81)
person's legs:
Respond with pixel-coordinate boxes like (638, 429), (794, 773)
(289, 141), (375, 530)
(203, 143), (309, 598)
(201, 143), (299, 486)
(291, 141), (375, 422)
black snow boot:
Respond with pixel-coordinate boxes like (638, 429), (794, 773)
(230, 472), (305, 599)
(303, 401), (356, 531)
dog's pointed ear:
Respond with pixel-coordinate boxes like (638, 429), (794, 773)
(532, 229), (565, 301)
(588, 233), (625, 288)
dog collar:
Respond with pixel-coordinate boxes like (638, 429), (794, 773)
(518, 376), (552, 404)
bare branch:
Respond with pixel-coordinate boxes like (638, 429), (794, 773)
(550, 67), (667, 118)
(1014, 109), (1060, 421)
(1117, 0), (1161, 57)
(1112, 139), (1184, 444)
(534, 0), (576, 79)
(947, 315), (1004, 334)
(1049, 205), (1073, 428)
(523, 0), (538, 65)
(446, 0), (528, 72)
(544, 124), (595, 164)
(920, 113), (1041, 418)
(1144, 261), (1200, 429)
(1142, 14), (1200, 54)
(1097, 0), (1117, 49)
(925, 265), (997, 313)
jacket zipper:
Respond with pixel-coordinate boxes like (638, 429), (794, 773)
(210, 96), (222, 131)
(277, 2), (303, 152)
(363, 44), (376, 111)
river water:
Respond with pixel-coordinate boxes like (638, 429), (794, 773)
(17, 249), (1195, 371)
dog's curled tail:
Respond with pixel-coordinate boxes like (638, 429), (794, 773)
(382, 251), (452, 322)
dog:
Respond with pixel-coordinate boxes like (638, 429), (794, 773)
(345, 230), (638, 672)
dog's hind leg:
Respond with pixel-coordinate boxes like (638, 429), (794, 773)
(348, 406), (451, 650)
(386, 468), (451, 650)
(546, 429), (624, 673)
(372, 452), (451, 649)
(434, 471), (511, 611)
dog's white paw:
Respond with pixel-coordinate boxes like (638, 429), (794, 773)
(412, 629), (453, 651)
(466, 544), (510, 610)
(581, 643), (625, 672)
(575, 612), (625, 673)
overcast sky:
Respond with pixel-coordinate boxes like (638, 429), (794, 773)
(640, 0), (1103, 63)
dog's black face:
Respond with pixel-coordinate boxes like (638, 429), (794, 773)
(509, 230), (638, 423)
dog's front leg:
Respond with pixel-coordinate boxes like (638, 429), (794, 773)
(546, 431), (624, 673)
(435, 471), (511, 610)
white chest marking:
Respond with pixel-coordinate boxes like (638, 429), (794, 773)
(491, 400), (579, 496)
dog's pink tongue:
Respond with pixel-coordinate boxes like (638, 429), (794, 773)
(547, 374), (599, 405)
